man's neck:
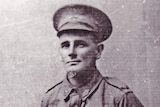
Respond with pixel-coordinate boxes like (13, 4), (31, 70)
(66, 67), (97, 89)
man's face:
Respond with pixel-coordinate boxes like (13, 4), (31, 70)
(59, 31), (100, 73)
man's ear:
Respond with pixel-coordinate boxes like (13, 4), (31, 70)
(95, 44), (104, 59)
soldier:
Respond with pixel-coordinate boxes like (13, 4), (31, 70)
(41, 4), (143, 107)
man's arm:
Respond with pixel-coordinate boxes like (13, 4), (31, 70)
(117, 92), (144, 107)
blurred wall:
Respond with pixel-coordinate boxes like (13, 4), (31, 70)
(0, 0), (160, 107)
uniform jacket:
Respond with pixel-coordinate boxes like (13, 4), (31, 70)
(41, 74), (143, 107)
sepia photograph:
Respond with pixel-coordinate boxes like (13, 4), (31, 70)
(0, 0), (160, 107)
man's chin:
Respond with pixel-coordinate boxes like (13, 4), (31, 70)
(65, 65), (82, 72)
(66, 68), (81, 73)
(65, 67), (83, 74)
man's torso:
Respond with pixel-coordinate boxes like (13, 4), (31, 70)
(41, 76), (143, 107)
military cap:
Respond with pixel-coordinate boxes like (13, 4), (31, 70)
(53, 4), (112, 42)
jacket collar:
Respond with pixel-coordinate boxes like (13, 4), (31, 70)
(62, 70), (103, 101)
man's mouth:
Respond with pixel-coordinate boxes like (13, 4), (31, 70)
(67, 60), (81, 65)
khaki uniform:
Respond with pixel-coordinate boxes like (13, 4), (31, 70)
(41, 73), (143, 107)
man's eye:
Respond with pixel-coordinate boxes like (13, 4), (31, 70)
(61, 42), (69, 48)
(77, 42), (88, 48)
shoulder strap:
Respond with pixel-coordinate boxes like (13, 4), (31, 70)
(46, 81), (63, 93)
(104, 77), (132, 93)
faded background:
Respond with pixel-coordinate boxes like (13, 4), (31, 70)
(0, 0), (160, 107)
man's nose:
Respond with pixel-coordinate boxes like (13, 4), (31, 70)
(68, 46), (77, 58)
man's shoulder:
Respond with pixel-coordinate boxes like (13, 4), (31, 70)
(41, 81), (63, 107)
(45, 81), (63, 94)
(103, 76), (132, 94)
(101, 77), (143, 107)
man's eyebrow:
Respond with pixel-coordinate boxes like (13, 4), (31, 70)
(74, 40), (87, 43)
(74, 40), (89, 46)
(60, 41), (69, 45)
